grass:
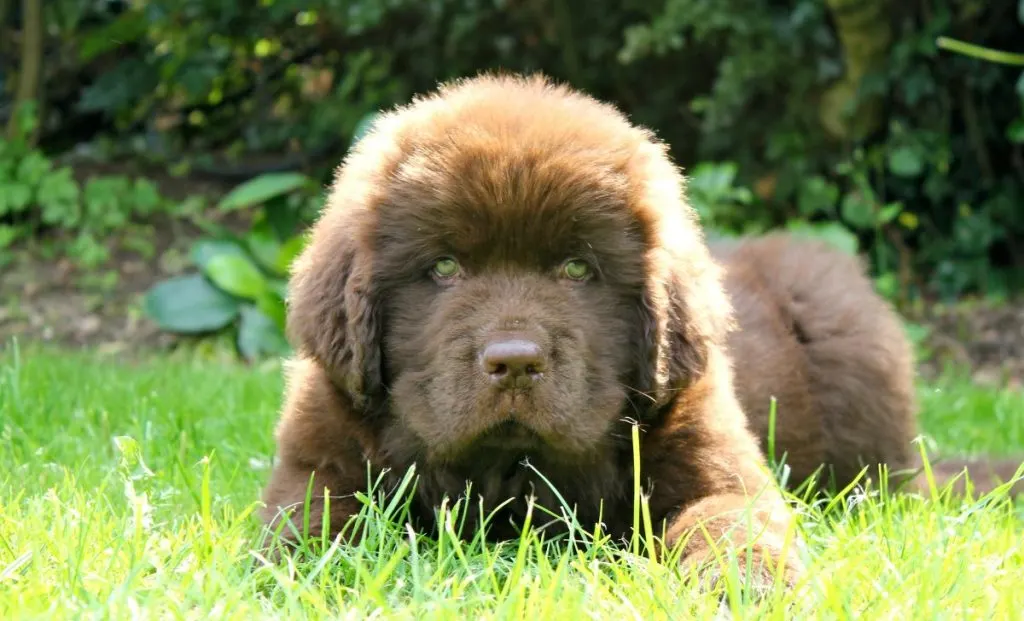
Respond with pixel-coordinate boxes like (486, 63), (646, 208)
(1, 342), (1023, 619)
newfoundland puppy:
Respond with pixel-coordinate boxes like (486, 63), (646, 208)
(259, 73), (1021, 587)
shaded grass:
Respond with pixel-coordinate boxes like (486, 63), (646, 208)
(1, 342), (1022, 619)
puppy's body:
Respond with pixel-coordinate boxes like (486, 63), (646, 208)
(714, 235), (1024, 496)
(712, 235), (916, 488)
(259, 73), (1019, 590)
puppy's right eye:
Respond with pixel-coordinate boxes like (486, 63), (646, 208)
(431, 257), (461, 280)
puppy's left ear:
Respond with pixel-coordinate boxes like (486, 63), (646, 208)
(635, 250), (732, 411)
(630, 147), (734, 413)
(285, 215), (384, 412)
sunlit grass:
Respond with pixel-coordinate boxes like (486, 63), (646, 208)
(1, 342), (1022, 619)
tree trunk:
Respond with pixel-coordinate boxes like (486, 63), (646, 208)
(819, 0), (893, 142)
(6, 0), (43, 145)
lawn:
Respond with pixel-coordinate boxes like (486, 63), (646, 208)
(1, 342), (1022, 619)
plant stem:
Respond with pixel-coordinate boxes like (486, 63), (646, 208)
(936, 37), (1024, 66)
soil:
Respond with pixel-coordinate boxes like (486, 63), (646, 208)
(1, 165), (250, 358)
(919, 300), (1024, 387)
(2, 165), (1023, 387)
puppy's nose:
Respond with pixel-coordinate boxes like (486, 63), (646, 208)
(481, 339), (546, 388)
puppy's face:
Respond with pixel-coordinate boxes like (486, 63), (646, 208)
(287, 75), (729, 472)
(372, 142), (650, 465)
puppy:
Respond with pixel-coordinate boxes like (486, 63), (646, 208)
(259, 72), (1021, 589)
(260, 72), (801, 587)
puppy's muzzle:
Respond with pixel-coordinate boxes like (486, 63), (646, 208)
(480, 337), (546, 389)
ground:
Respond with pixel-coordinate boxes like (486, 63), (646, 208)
(0, 168), (251, 357)
(0, 347), (1021, 618)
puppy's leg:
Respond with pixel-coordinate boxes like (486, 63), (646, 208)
(644, 378), (805, 596)
(259, 459), (364, 552)
(258, 358), (376, 554)
(665, 492), (803, 597)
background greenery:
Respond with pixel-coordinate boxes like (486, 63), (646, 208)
(2, 0), (1023, 357)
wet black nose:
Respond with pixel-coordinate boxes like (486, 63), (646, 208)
(481, 339), (546, 388)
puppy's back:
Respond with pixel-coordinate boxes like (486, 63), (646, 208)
(710, 233), (918, 489)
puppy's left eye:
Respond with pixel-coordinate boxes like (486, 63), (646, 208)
(432, 256), (461, 280)
(560, 258), (593, 281)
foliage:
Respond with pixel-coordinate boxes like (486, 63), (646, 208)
(6, 0), (1016, 303)
(0, 105), (182, 268)
(142, 171), (320, 361)
(620, 0), (1024, 302)
(2, 0), (1024, 320)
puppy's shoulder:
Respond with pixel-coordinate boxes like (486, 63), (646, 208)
(274, 357), (376, 463)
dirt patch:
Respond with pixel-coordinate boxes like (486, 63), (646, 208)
(0, 213), (254, 355)
(6, 244), (1024, 385)
(3, 174), (1024, 383)
(1, 164), (254, 357)
(919, 300), (1024, 388)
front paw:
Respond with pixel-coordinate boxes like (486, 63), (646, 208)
(682, 540), (804, 604)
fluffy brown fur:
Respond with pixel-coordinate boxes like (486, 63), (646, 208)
(712, 234), (1024, 497)
(259, 72), (1021, 588)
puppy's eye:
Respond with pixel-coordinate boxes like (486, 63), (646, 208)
(432, 257), (461, 280)
(560, 258), (592, 281)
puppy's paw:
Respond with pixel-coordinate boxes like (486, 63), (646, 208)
(683, 543), (803, 607)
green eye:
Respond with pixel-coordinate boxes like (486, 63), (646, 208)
(561, 258), (592, 281)
(432, 257), (461, 279)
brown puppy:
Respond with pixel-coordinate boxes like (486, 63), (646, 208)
(260, 73), (801, 587)
(712, 234), (1024, 497)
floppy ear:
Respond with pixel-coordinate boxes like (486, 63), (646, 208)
(631, 215), (733, 414)
(285, 225), (384, 412)
(635, 256), (730, 414)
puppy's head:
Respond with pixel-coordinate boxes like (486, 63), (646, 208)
(288, 73), (732, 466)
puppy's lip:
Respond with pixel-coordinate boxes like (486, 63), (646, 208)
(475, 419), (544, 449)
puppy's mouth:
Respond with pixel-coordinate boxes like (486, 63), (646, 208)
(474, 420), (544, 452)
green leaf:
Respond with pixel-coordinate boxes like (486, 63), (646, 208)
(264, 199), (303, 239)
(237, 305), (292, 361)
(887, 146), (924, 177)
(840, 192), (876, 230)
(203, 253), (269, 300)
(878, 202), (904, 224)
(690, 161), (739, 196)
(82, 177), (131, 231)
(268, 278), (289, 299)
(276, 234), (308, 274)
(246, 221), (285, 276)
(217, 172), (312, 212)
(0, 182), (32, 214)
(131, 178), (163, 216)
(0, 225), (20, 249)
(256, 290), (287, 332)
(1007, 117), (1024, 144)
(143, 274), (241, 334)
(785, 221), (859, 256)
(16, 151), (52, 186)
(189, 238), (249, 271)
(797, 176), (839, 216)
(79, 12), (148, 62)
(874, 272), (899, 299)
(37, 168), (81, 226)
(10, 101), (38, 140)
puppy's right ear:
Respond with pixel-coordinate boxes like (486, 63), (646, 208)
(285, 218), (383, 411)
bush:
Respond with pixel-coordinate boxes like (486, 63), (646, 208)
(142, 171), (322, 361)
(4, 0), (1023, 303)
